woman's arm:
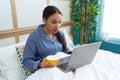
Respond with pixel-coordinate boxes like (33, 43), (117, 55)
(23, 37), (42, 73)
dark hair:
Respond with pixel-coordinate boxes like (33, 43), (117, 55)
(43, 6), (66, 51)
(43, 6), (63, 19)
(56, 32), (66, 51)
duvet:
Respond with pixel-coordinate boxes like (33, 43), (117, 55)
(26, 49), (120, 80)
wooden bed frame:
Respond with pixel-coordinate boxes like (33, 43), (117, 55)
(0, 0), (73, 43)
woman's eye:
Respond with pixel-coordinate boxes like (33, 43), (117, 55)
(59, 21), (62, 24)
(51, 22), (56, 24)
(51, 21), (62, 24)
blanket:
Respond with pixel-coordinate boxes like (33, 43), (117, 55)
(26, 50), (120, 80)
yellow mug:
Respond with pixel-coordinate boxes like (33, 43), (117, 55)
(43, 56), (59, 67)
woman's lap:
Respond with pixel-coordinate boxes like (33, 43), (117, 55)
(26, 67), (74, 80)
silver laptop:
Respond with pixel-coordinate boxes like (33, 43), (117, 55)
(57, 42), (102, 73)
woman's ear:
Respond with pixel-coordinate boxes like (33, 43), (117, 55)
(43, 18), (47, 23)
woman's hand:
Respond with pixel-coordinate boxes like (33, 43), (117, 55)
(38, 59), (56, 68)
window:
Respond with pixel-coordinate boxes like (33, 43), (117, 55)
(102, 0), (120, 39)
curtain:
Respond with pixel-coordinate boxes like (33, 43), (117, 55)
(101, 0), (120, 41)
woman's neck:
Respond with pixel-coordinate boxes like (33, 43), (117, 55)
(43, 26), (54, 39)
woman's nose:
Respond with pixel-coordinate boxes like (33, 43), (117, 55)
(56, 23), (61, 28)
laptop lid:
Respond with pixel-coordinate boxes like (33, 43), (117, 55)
(57, 42), (101, 72)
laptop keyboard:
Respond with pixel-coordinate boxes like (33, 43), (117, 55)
(57, 62), (68, 70)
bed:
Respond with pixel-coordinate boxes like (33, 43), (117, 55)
(0, 19), (120, 80)
(0, 39), (120, 80)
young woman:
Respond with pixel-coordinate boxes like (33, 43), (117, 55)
(23, 6), (73, 80)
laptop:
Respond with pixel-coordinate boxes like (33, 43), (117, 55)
(57, 42), (102, 73)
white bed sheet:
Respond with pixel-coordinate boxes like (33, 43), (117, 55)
(74, 49), (120, 80)
(26, 49), (120, 80)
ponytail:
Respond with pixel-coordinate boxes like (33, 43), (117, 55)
(56, 32), (66, 51)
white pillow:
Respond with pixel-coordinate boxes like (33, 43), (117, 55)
(0, 41), (26, 80)
(60, 27), (75, 51)
(63, 31), (75, 51)
(65, 34), (75, 51)
(0, 71), (5, 80)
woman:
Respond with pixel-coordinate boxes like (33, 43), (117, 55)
(23, 6), (73, 79)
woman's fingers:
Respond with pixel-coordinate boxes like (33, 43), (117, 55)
(40, 59), (57, 68)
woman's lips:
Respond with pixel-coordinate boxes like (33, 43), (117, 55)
(53, 29), (58, 32)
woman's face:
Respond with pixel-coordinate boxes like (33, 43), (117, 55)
(44, 13), (62, 34)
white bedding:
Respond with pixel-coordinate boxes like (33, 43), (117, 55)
(26, 49), (120, 80)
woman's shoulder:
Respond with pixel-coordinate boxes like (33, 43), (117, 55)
(29, 30), (37, 38)
(27, 25), (42, 40)
(29, 24), (44, 37)
(58, 30), (64, 36)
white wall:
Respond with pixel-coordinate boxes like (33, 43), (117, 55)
(16, 0), (47, 27)
(0, 0), (13, 30)
(0, 37), (15, 46)
(50, 0), (71, 21)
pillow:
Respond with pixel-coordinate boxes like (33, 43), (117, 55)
(63, 31), (75, 51)
(16, 45), (31, 78)
(65, 34), (75, 51)
(0, 41), (26, 80)
(60, 28), (75, 51)
(0, 71), (4, 80)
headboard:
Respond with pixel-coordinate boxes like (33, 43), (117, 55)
(0, 0), (73, 46)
